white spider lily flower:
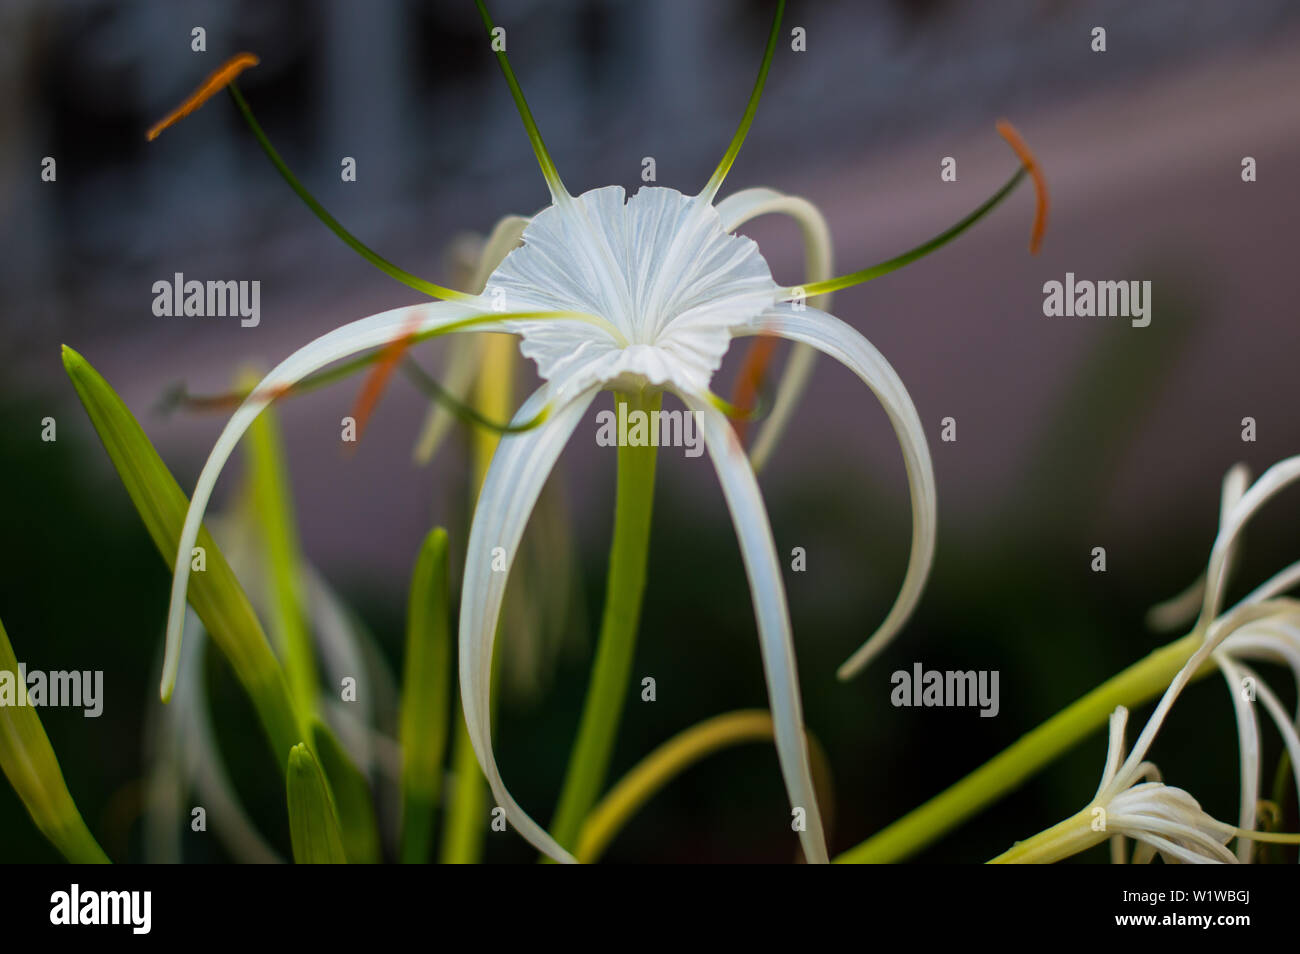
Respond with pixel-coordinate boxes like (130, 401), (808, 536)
(1091, 707), (1237, 865)
(995, 705), (1237, 864)
(1001, 455), (1300, 865)
(153, 0), (1043, 864)
(455, 185), (939, 863)
(1147, 457), (1300, 861)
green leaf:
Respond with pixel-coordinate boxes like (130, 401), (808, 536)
(286, 743), (348, 864)
(61, 345), (301, 766)
(244, 372), (320, 720)
(399, 528), (452, 863)
(310, 721), (380, 864)
(0, 615), (110, 863)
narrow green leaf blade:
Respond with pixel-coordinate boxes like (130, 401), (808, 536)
(0, 615), (110, 863)
(399, 528), (452, 863)
(61, 345), (301, 765)
(286, 742), (348, 864)
(310, 721), (380, 864)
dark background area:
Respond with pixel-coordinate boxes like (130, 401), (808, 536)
(2, 0), (1299, 862)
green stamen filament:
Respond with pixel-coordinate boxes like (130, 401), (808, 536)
(474, 1), (569, 202)
(789, 167), (1027, 299)
(702, 0), (785, 203)
(227, 83), (475, 302)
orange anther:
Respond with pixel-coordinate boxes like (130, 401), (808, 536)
(729, 333), (779, 444)
(147, 52), (260, 141)
(348, 312), (424, 446)
(995, 119), (1048, 255)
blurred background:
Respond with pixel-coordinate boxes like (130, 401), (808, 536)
(3, 0), (1299, 862)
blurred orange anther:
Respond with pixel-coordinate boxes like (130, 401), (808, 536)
(147, 52), (260, 141)
(995, 119), (1049, 255)
(348, 313), (423, 447)
(729, 333), (779, 444)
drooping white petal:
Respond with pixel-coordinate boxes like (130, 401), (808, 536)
(1222, 621), (1300, 713)
(1236, 560), (1300, 607)
(714, 186), (834, 473)
(1235, 662), (1300, 847)
(160, 299), (505, 699)
(683, 393), (829, 864)
(162, 611), (282, 863)
(1200, 456), (1300, 630)
(1214, 654), (1261, 861)
(744, 303), (936, 679)
(459, 384), (600, 864)
(1147, 463), (1251, 632)
(1118, 599), (1295, 780)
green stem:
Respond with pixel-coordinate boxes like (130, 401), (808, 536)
(835, 630), (1212, 863)
(549, 390), (661, 853)
(987, 809), (1101, 864)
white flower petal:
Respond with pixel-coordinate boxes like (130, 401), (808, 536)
(161, 299), (500, 699)
(1201, 456), (1300, 629)
(745, 303), (936, 679)
(1094, 705), (1131, 799)
(1236, 663), (1300, 855)
(682, 393), (830, 864)
(1214, 654), (1260, 861)
(1222, 622), (1300, 710)
(1119, 600), (1292, 778)
(1147, 463), (1251, 632)
(714, 186), (834, 474)
(459, 384), (600, 864)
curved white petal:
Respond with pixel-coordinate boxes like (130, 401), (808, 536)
(459, 384), (600, 864)
(1237, 663), (1300, 862)
(715, 187), (833, 472)
(1200, 456), (1300, 630)
(682, 393), (829, 864)
(1147, 463), (1251, 632)
(1118, 600), (1295, 781)
(744, 303), (936, 679)
(1223, 621), (1300, 715)
(1214, 654), (1260, 861)
(160, 299), (506, 699)
(1236, 560), (1300, 608)
(1094, 705), (1131, 799)
(167, 611), (283, 863)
